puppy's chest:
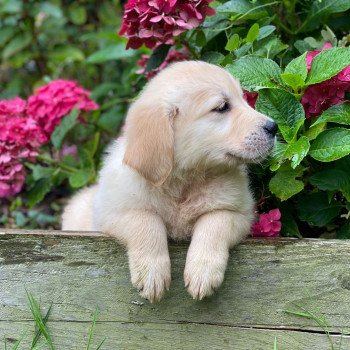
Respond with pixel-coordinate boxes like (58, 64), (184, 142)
(155, 181), (216, 240)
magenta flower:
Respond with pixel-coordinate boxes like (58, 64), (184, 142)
(243, 91), (258, 109)
(0, 97), (46, 198)
(27, 80), (98, 137)
(136, 48), (190, 79)
(119, 0), (215, 49)
(0, 143), (27, 198)
(252, 209), (281, 237)
(301, 43), (350, 119)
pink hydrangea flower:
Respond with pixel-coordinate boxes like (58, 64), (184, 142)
(136, 48), (190, 79)
(252, 209), (281, 237)
(0, 142), (27, 198)
(243, 91), (258, 109)
(27, 80), (98, 137)
(0, 97), (46, 198)
(119, 0), (215, 49)
(302, 43), (350, 119)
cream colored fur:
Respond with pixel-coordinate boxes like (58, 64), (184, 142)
(62, 61), (275, 302)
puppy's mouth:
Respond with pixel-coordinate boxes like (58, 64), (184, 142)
(225, 139), (275, 164)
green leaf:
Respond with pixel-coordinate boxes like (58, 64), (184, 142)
(280, 73), (305, 91)
(14, 211), (27, 227)
(26, 164), (55, 181)
(68, 4), (87, 25)
(280, 206), (302, 238)
(216, 0), (268, 19)
(337, 223), (350, 239)
(269, 165), (304, 201)
(309, 128), (350, 162)
(284, 136), (310, 169)
(97, 106), (124, 132)
(226, 56), (283, 90)
(256, 89), (305, 143)
(225, 34), (240, 51)
(304, 0), (350, 32)
(297, 192), (342, 226)
(269, 141), (289, 171)
(310, 157), (350, 201)
(78, 146), (95, 170)
(196, 31), (206, 47)
(2, 32), (32, 60)
(233, 42), (251, 58)
(311, 103), (350, 127)
(51, 109), (80, 149)
(310, 169), (350, 192)
(25, 178), (52, 208)
(50, 45), (84, 63)
(0, 26), (17, 47)
(86, 44), (138, 64)
(306, 47), (350, 85)
(69, 168), (92, 188)
(39, 2), (63, 18)
(246, 23), (259, 43)
(0, 0), (22, 14)
(284, 52), (308, 81)
(145, 44), (171, 72)
(201, 51), (225, 64)
(304, 122), (326, 141)
(91, 83), (118, 101)
(257, 25), (276, 41)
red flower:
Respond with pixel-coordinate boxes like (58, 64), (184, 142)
(119, 0), (215, 49)
(136, 48), (190, 79)
(27, 80), (98, 137)
(302, 43), (350, 119)
(252, 209), (281, 237)
(243, 91), (258, 109)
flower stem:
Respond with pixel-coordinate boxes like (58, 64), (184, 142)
(36, 154), (78, 173)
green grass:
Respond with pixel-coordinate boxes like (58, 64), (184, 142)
(3, 292), (106, 350)
(283, 303), (346, 350)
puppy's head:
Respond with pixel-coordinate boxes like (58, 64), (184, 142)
(123, 61), (276, 185)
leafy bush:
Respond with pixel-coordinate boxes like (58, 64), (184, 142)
(1, 0), (350, 238)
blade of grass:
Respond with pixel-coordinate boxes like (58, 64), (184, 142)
(26, 290), (55, 350)
(31, 303), (52, 348)
(10, 331), (27, 350)
(273, 336), (277, 350)
(86, 310), (106, 350)
(86, 311), (98, 350)
(283, 304), (335, 350)
(32, 340), (48, 350)
(95, 337), (106, 350)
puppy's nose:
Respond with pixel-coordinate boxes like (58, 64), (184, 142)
(263, 120), (278, 137)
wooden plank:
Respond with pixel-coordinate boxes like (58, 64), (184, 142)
(1, 231), (350, 349)
(0, 321), (348, 350)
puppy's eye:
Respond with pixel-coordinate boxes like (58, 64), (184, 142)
(213, 101), (230, 113)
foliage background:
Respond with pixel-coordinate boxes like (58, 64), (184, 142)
(0, 0), (350, 237)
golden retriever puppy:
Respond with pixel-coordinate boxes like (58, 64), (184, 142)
(62, 61), (277, 302)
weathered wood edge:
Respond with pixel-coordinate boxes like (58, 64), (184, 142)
(1, 228), (345, 245)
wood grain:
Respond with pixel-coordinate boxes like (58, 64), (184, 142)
(1, 230), (350, 349)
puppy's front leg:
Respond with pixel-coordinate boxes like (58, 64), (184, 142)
(184, 210), (252, 300)
(116, 211), (171, 302)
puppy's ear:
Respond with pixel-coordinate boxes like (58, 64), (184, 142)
(123, 101), (175, 186)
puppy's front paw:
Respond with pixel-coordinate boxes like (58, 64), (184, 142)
(184, 252), (228, 300)
(129, 253), (171, 303)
